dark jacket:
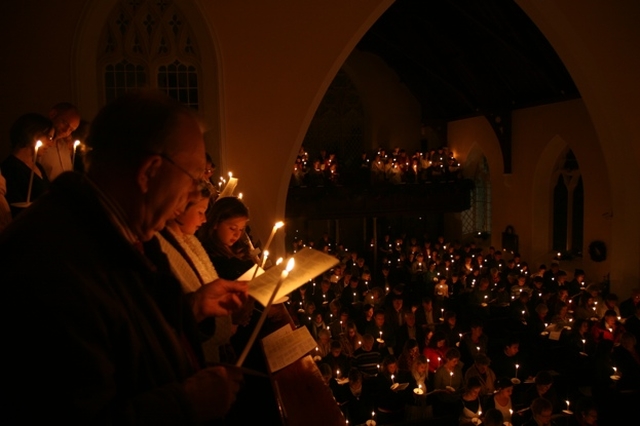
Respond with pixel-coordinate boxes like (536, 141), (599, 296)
(0, 172), (203, 424)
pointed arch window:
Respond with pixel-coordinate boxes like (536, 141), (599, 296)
(552, 150), (583, 255)
(302, 70), (364, 168)
(462, 155), (491, 236)
(98, 0), (201, 109)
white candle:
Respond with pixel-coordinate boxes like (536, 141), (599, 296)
(260, 250), (270, 269)
(25, 141), (43, 204)
(449, 371), (453, 386)
(72, 140), (80, 169)
(515, 364), (519, 379)
(262, 221), (284, 257)
(236, 257), (294, 367)
(391, 374), (395, 384)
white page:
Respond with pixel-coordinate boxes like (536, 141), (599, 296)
(248, 249), (339, 307)
(261, 324), (317, 373)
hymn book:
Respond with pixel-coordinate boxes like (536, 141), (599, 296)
(261, 324), (317, 373)
(246, 248), (339, 307)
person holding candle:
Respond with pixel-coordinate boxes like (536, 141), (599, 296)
(610, 332), (640, 392)
(397, 338), (420, 372)
(352, 334), (383, 378)
(591, 309), (625, 345)
(483, 408), (505, 426)
(322, 340), (352, 380)
(456, 376), (483, 425)
(37, 102), (81, 181)
(464, 353), (497, 397)
(460, 319), (489, 365)
(521, 397), (557, 426)
(1, 113), (55, 217)
(520, 370), (561, 417)
(365, 308), (396, 354)
(424, 330), (448, 375)
(433, 347), (464, 393)
(1, 92), (250, 423)
(155, 180), (239, 364)
(199, 196), (255, 281)
(404, 355), (435, 420)
(373, 355), (409, 424)
(483, 377), (515, 424)
(436, 310), (463, 348)
(335, 368), (376, 426)
(489, 336), (528, 381)
(340, 321), (364, 358)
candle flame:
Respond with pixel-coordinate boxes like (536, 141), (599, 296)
(276, 257), (283, 266)
(285, 257), (295, 271)
(238, 193), (243, 199)
(228, 171), (233, 178)
(35, 140), (43, 150)
(275, 221), (284, 229)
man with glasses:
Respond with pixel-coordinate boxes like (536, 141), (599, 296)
(38, 102), (81, 180)
(1, 92), (248, 423)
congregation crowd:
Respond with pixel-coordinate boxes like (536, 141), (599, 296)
(1, 96), (638, 426)
(290, 146), (463, 188)
(286, 233), (640, 425)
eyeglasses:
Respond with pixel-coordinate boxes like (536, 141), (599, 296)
(158, 153), (201, 184)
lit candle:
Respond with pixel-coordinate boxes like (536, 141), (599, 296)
(336, 369), (340, 379)
(24, 140), (43, 204)
(582, 339), (586, 351)
(515, 364), (519, 379)
(262, 221), (284, 258)
(236, 257), (294, 367)
(449, 371), (453, 386)
(391, 374), (395, 384)
(260, 250), (270, 270)
(566, 400), (570, 412)
(72, 140), (81, 169)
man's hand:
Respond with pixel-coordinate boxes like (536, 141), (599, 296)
(183, 365), (244, 421)
(192, 279), (249, 322)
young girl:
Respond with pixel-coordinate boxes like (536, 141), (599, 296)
(199, 196), (255, 280)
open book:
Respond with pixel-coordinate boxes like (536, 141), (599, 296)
(261, 324), (317, 373)
(245, 248), (339, 307)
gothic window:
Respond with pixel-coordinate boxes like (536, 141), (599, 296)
(302, 70), (364, 170)
(158, 60), (198, 109)
(462, 155), (491, 236)
(552, 150), (583, 255)
(104, 60), (147, 104)
(98, 0), (201, 109)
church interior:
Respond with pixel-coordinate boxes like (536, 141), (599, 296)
(0, 1), (639, 423)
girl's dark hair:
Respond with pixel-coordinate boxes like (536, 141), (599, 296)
(199, 196), (251, 259)
(9, 113), (52, 150)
